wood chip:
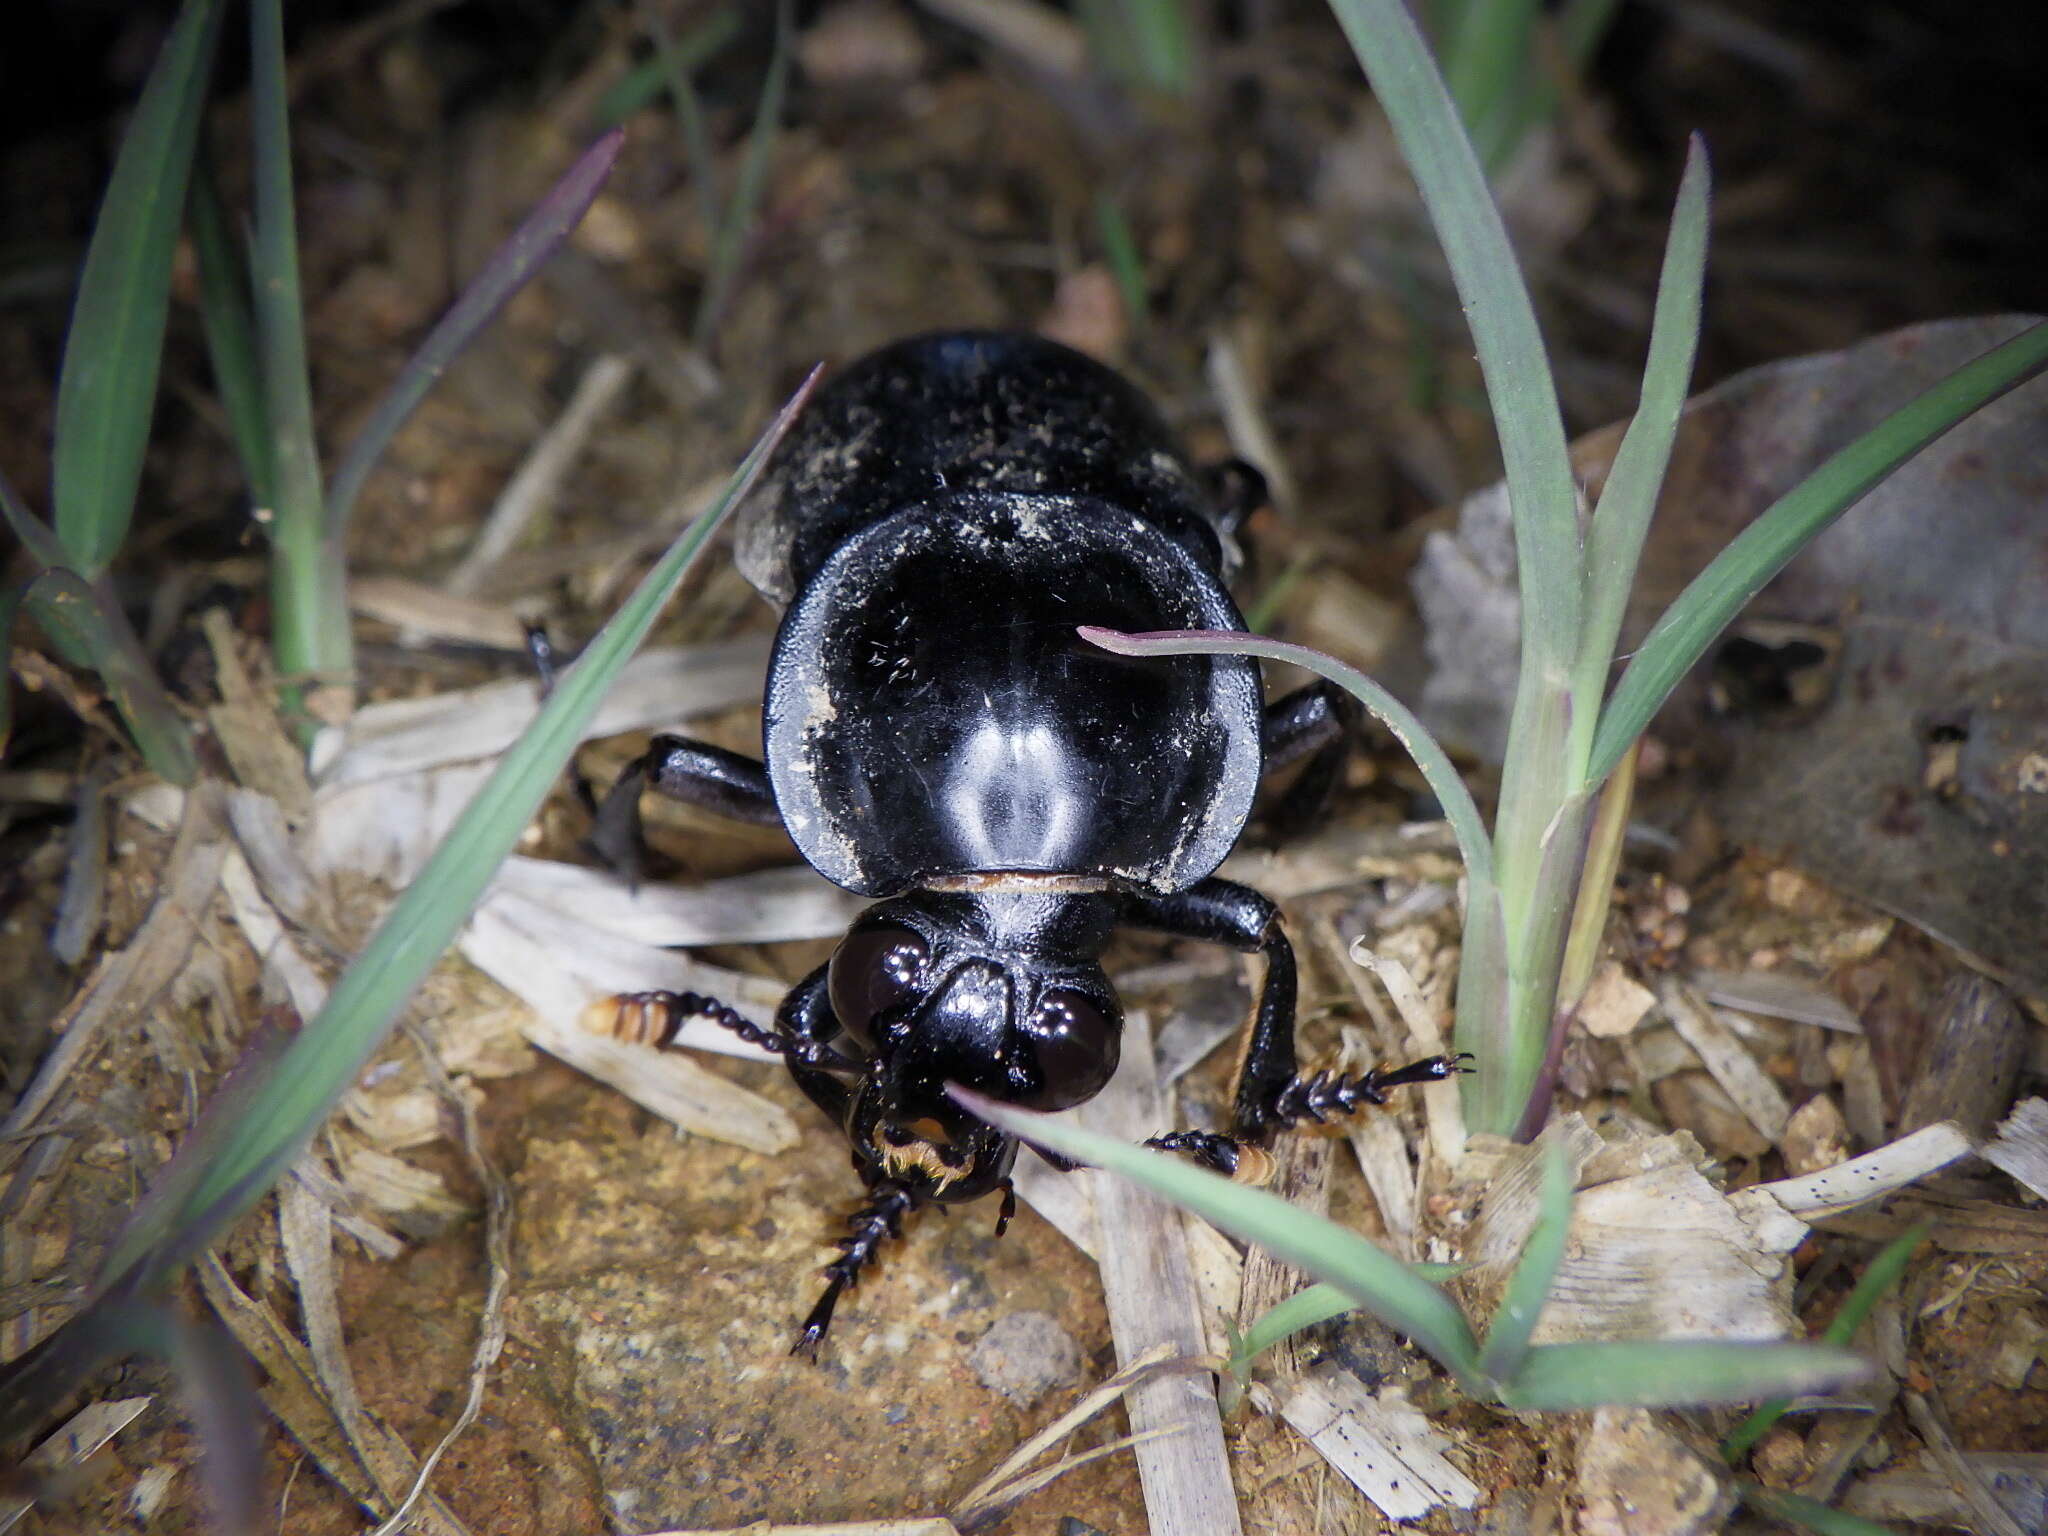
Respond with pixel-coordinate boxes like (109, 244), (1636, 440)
(1733, 1121), (1975, 1223)
(1577, 960), (1656, 1038)
(1658, 978), (1790, 1143)
(460, 887), (783, 1056)
(308, 636), (770, 787)
(1466, 1117), (1802, 1346)
(0, 1396), (153, 1533)
(1983, 1097), (2048, 1200)
(348, 575), (531, 651)
(202, 609), (314, 817)
(1692, 967), (1861, 1031)
(1274, 1365), (1481, 1520)
(197, 1256), (472, 1536)
(1841, 1452), (2048, 1532)
(1779, 1093), (1852, 1176)
(446, 352), (637, 598)
(2, 783), (229, 1135)
(1078, 1013), (1243, 1536)
(1899, 976), (2029, 1140)
(491, 854), (859, 947)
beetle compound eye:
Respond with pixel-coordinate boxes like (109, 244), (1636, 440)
(1020, 989), (1120, 1109)
(828, 924), (930, 1047)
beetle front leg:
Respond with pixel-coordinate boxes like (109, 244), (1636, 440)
(590, 733), (781, 881)
(796, 1177), (920, 1360)
(1122, 877), (1466, 1139)
(1122, 877), (1300, 1137)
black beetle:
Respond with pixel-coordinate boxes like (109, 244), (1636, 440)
(586, 331), (1465, 1356)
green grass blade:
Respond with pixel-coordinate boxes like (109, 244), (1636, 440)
(187, 141), (273, 511)
(324, 130), (627, 540)
(1440, 0), (1539, 173)
(3, 473), (196, 780)
(1233, 1264), (1465, 1385)
(1570, 136), (1708, 771)
(1588, 319), (2048, 784)
(954, 1087), (1483, 1379)
(643, 1), (729, 249)
(1451, 873), (1516, 1128)
(1230, 1284), (1355, 1382)
(1476, 1139), (1570, 1385)
(1722, 1222), (1928, 1463)
(1736, 1484), (1897, 1536)
(1324, 0), (1580, 661)
(98, 368), (819, 1290)
(1, 466), (72, 571)
(1077, 626), (1494, 885)
(248, 0), (345, 695)
(1095, 192), (1148, 329)
(52, 0), (225, 577)
(594, 6), (742, 130)
(1499, 1340), (1872, 1410)
(21, 569), (198, 785)
(694, 0), (790, 347)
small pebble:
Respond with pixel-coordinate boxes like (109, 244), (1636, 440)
(970, 1310), (1084, 1403)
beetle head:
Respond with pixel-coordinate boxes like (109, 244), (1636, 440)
(829, 892), (1120, 1198)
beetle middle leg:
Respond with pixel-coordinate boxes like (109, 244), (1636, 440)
(1122, 877), (1466, 1159)
(1260, 680), (1364, 838)
(589, 733), (780, 881)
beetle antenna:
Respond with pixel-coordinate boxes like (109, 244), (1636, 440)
(584, 989), (860, 1071)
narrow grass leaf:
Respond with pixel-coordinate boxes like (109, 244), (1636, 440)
(693, 0), (790, 347)
(187, 143), (273, 510)
(1499, 1340), (1872, 1410)
(1231, 1283), (1355, 1380)
(1723, 1222), (1928, 1463)
(1736, 1484), (1898, 1536)
(1440, 0), (1539, 172)
(594, 6), (742, 129)
(1095, 192), (1148, 329)
(1499, 0), (1624, 160)
(1556, 738), (1636, 1011)
(98, 369), (818, 1292)
(1589, 319), (2048, 784)
(1572, 135), (1708, 767)
(325, 130), (627, 538)
(1124, 0), (1197, 98)
(643, 0), (727, 247)
(1078, 626), (1494, 885)
(954, 1086), (1483, 1378)
(1, 468), (72, 572)
(1231, 1266), (1463, 1390)
(1324, 0), (1580, 659)
(1476, 1139), (1570, 1384)
(1451, 873), (1516, 1129)
(248, 0), (343, 695)
(23, 569), (197, 784)
(52, 0), (225, 576)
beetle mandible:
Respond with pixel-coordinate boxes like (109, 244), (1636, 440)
(588, 331), (1466, 1356)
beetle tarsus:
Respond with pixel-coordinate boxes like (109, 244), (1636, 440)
(1262, 1053), (1473, 1128)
